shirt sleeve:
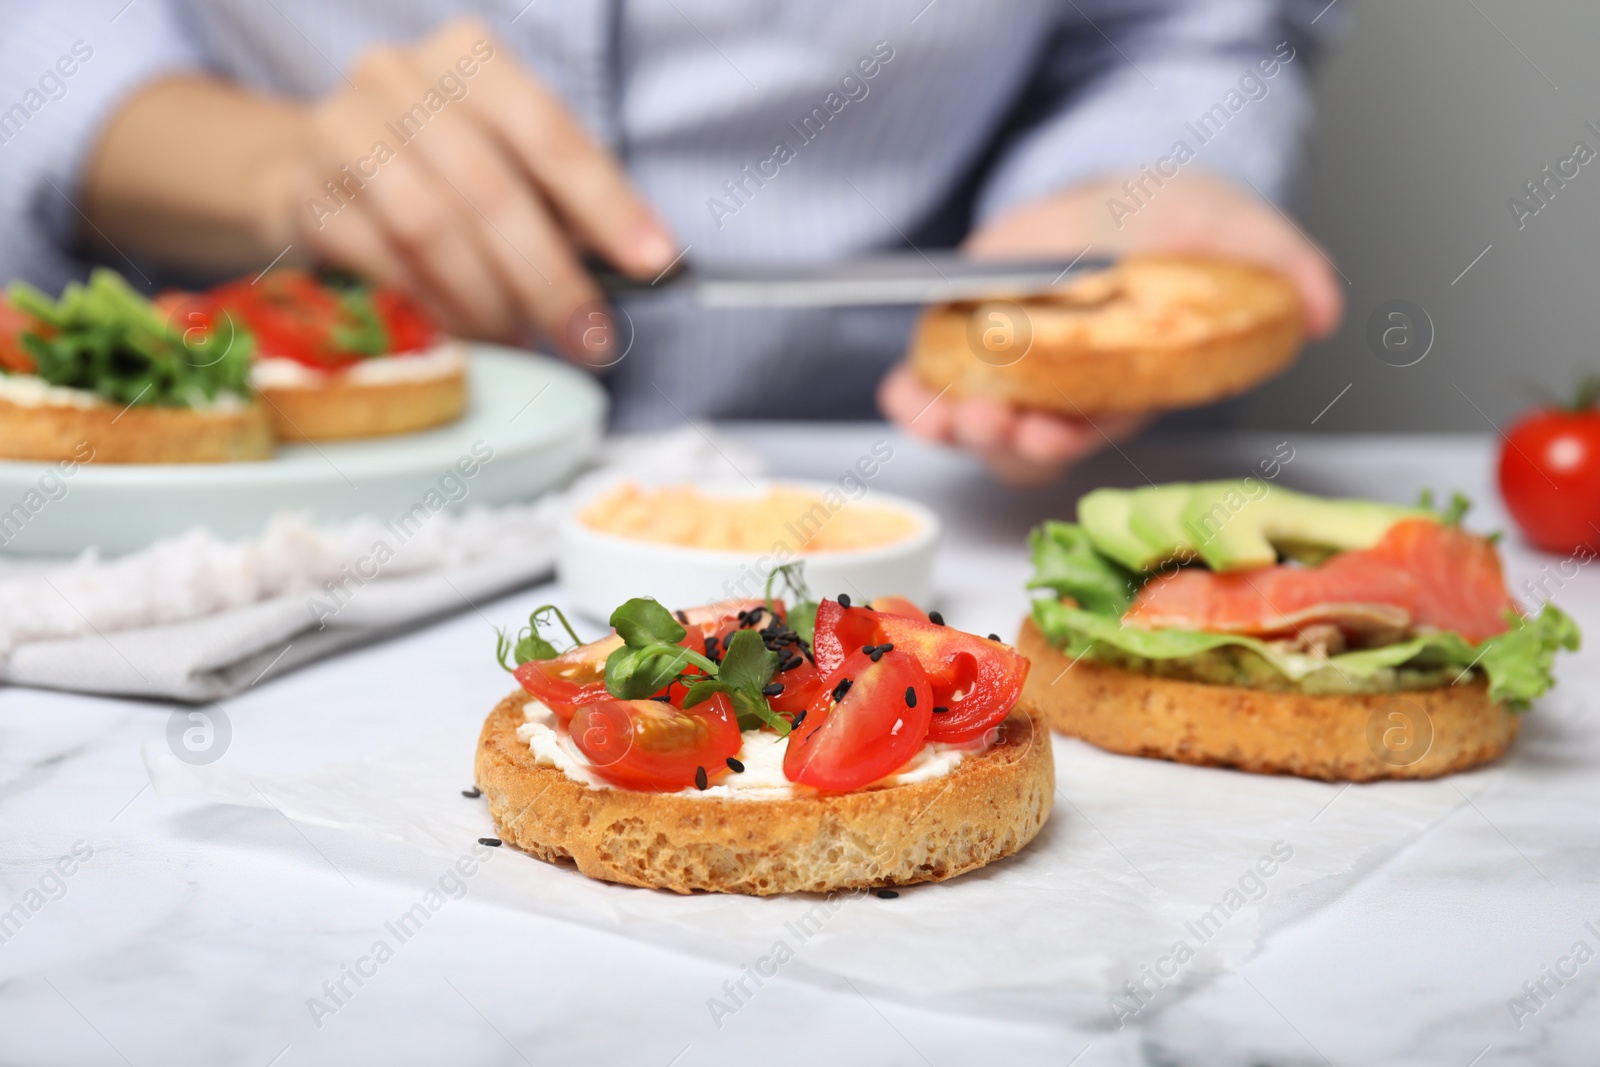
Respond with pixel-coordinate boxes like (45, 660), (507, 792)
(974, 0), (1342, 221)
(0, 1), (204, 291)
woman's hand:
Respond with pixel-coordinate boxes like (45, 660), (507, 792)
(85, 18), (677, 361)
(281, 18), (676, 351)
(879, 171), (1343, 485)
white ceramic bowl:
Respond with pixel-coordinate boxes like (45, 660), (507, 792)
(558, 478), (940, 623)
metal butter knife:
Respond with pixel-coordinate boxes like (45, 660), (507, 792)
(593, 250), (1112, 308)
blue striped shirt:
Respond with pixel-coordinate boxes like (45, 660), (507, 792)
(0, 0), (1333, 427)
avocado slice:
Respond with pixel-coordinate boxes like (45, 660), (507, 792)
(1179, 483), (1431, 571)
(1077, 488), (1164, 572)
(1127, 484), (1206, 565)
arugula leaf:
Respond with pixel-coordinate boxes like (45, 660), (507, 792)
(1026, 521), (1138, 616)
(682, 629), (789, 733)
(493, 604), (584, 672)
(602, 596), (718, 700)
(609, 597), (686, 647)
(6, 269), (254, 407)
(330, 286), (390, 357)
(604, 642), (697, 699)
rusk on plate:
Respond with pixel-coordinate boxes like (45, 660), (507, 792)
(259, 369), (466, 442)
(0, 394), (273, 463)
(1016, 618), (1519, 782)
(908, 255), (1302, 417)
(474, 689), (1054, 895)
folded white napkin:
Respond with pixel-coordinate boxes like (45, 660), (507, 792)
(0, 428), (761, 701)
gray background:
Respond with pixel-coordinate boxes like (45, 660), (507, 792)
(1236, 0), (1600, 433)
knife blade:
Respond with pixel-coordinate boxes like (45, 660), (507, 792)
(592, 251), (1112, 308)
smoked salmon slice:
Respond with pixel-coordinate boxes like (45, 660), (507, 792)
(1124, 520), (1517, 644)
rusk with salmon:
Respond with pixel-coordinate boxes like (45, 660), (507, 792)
(1017, 481), (1579, 781)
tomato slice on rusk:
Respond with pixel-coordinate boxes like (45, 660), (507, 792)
(783, 649), (932, 792)
(767, 658), (822, 717)
(869, 596), (928, 621)
(0, 298), (40, 374)
(371, 287), (437, 353)
(569, 693), (742, 791)
(513, 634), (623, 720)
(812, 599), (1029, 744)
(811, 598), (882, 675)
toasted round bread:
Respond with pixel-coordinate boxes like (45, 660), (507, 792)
(259, 365), (466, 442)
(908, 255), (1302, 417)
(1015, 618), (1518, 782)
(474, 689), (1054, 895)
(0, 394), (273, 463)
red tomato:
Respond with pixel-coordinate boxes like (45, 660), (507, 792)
(372, 287), (437, 353)
(783, 649), (932, 792)
(513, 634), (623, 721)
(768, 658), (822, 717)
(569, 693), (742, 791)
(213, 271), (349, 369)
(811, 598), (883, 676)
(813, 599), (1029, 743)
(0, 298), (39, 374)
(1499, 404), (1600, 554)
(869, 596), (928, 621)
(155, 290), (236, 362)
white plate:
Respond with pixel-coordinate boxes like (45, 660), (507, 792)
(559, 478), (940, 623)
(0, 345), (606, 556)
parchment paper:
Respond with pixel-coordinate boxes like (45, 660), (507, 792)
(145, 719), (1487, 1027)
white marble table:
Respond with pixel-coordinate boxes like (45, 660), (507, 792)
(2, 424), (1596, 1067)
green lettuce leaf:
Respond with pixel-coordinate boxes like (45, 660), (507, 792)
(1031, 598), (1578, 710)
(1026, 520), (1137, 616)
(1474, 604), (1581, 707)
(1026, 520), (1581, 710)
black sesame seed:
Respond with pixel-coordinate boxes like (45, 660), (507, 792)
(675, 610), (689, 625)
(832, 677), (853, 702)
(726, 756), (745, 773)
(861, 644), (877, 655)
(461, 787), (481, 798)
(837, 594), (852, 608)
(875, 889), (899, 899)
(877, 643), (894, 654)
(791, 710), (807, 730)
(928, 611), (945, 626)
(932, 705), (950, 714)
(695, 766), (708, 790)
(988, 633), (1001, 643)
(478, 837), (502, 847)
(762, 682), (784, 696)
(781, 656), (802, 671)
(905, 686), (917, 707)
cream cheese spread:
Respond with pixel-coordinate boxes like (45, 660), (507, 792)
(516, 697), (983, 800)
(0, 374), (247, 412)
(0, 375), (103, 409)
(250, 342), (465, 390)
